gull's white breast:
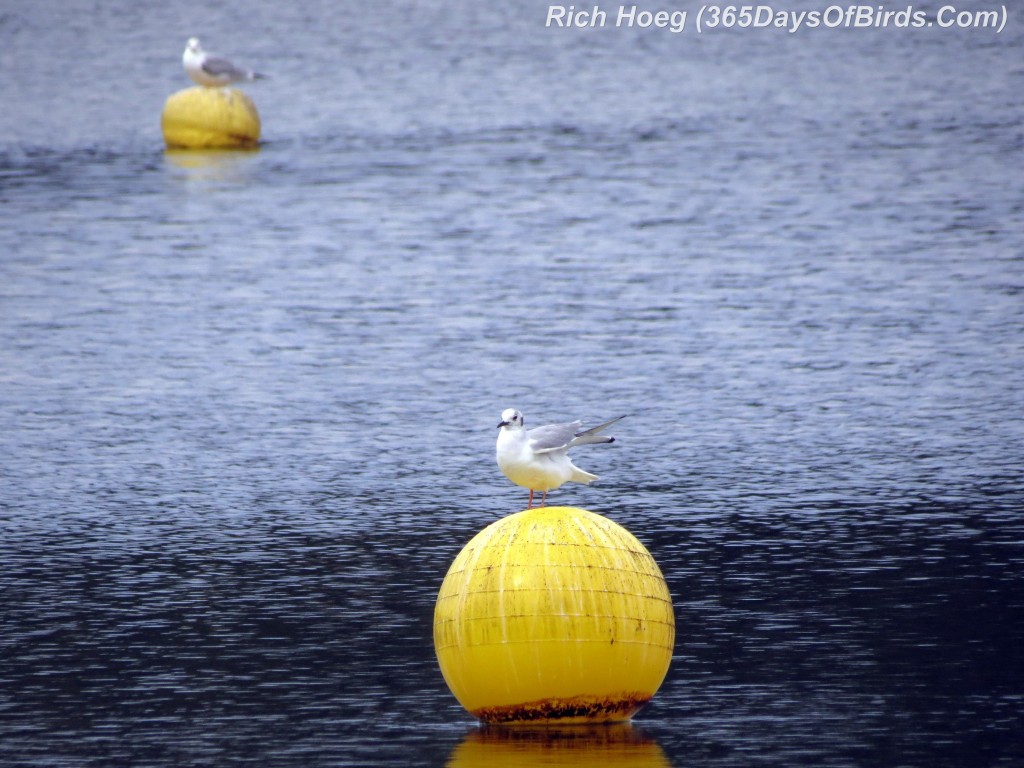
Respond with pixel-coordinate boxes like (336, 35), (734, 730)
(496, 433), (571, 491)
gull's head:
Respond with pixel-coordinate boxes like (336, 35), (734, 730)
(186, 37), (202, 53)
(497, 408), (524, 430)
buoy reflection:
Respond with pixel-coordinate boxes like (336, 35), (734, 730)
(163, 147), (260, 181)
(446, 723), (671, 768)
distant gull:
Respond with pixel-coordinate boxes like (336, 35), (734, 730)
(183, 37), (265, 88)
(496, 409), (625, 508)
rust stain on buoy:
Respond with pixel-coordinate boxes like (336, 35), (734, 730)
(471, 692), (653, 724)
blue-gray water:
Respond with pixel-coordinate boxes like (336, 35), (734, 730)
(2, 1), (1022, 765)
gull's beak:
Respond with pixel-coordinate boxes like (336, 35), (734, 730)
(497, 420), (509, 429)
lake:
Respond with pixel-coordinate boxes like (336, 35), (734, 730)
(1, 1), (1022, 765)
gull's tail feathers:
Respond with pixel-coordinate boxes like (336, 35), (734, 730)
(569, 466), (599, 485)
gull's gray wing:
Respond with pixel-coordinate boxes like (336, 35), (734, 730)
(527, 421), (583, 454)
(569, 415), (626, 447)
(202, 55), (249, 79)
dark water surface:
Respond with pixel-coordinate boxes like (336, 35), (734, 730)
(2, 1), (1023, 765)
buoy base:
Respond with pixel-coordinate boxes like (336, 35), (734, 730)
(161, 86), (261, 149)
(472, 692), (650, 725)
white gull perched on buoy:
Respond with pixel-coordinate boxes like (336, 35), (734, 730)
(496, 409), (625, 508)
(182, 37), (265, 88)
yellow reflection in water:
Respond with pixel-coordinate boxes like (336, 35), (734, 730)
(447, 723), (672, 768)
(163, 147), (260, 181)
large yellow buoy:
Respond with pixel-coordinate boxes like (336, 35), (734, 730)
(434, 506), (674, 724)
(161, 86), (260, 149)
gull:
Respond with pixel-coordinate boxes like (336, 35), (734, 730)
(183, 37), (265, 88)
(496, 408), (625, 508)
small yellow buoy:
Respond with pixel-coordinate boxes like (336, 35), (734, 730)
(161, 86), (260, 149)
(434, 506), (674, 724)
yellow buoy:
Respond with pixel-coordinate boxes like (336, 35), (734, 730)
(161, 86), (260, 149)
(434, 506), (674, 724)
